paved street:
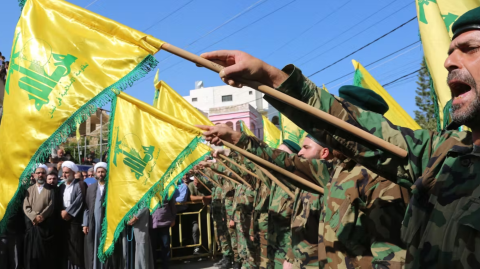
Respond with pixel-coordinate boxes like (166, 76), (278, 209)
(170, 259), (217, 269)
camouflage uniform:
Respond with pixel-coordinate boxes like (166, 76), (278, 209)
(268, 179), (295, 268)
(230, 152), (273, 269)
(266, 64), (475, 268)
(232, 181), (257, 268)
(203, 170), (233, 260)
(236, 135), (324, 268)
(211, 158), (258, 268)
(291, 189), (322, 269)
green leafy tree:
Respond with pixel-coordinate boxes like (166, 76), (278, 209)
(414, 60), (437, 131)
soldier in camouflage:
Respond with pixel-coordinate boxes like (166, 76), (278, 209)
(266, 162), (296, 269)
(210, 149), (274, 269)
(198, 126), (329, 268)
(230, 133), (329, 268)
(197, 165), (234, 269)
(199, 14), (480, 267)
(209, 154), (258, 269)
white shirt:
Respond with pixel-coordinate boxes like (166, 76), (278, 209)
(63, 182), (74, 208)
(98, 183), (105, 196)
(37, 184), (45, 194)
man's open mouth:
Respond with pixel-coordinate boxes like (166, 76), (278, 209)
(449, 80), (473, 101)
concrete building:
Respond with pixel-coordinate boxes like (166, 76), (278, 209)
(183, 82), (279, 124)
(209, 103), (264, 138)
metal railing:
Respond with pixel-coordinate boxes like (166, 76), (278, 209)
(165, 201), (217, 261)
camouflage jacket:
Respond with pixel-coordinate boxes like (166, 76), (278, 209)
(227, 150), (271, 213)
(235, 134), (326, 230)
(200, 169), (221, 199)
(268, 179), (295, 225)
(236, 132), (410, 268)
(228, 150), (272, 236)
(210, 157), (256, 223)
(268, 64), (480, 268)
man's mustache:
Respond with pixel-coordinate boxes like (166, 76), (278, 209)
(447, 70), (477, 89)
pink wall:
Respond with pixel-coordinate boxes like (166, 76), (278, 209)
(209, 111), (263, 138)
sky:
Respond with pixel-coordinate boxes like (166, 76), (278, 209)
(1, 0), (425, 117)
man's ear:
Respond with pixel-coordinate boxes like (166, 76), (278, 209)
(320, 148), (329, 160)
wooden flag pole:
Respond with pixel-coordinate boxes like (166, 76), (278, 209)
(217, 155), (294, 199)
(255, 164), (295, 199)
(213, 157), (253, 188)
(221, 140), (324, 194)
(161, 43), (408, 159)
(194, 175), (212, 193)
(218, 155), (259, 179)
(195, 171), (220, 189)
(208, 168), (244, 187)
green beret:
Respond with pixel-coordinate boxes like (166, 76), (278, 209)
(282, 140), (301, 154)
(306, 134), (332, 152)
(339, 85), (389, 115)
(452, 6), (480, 40)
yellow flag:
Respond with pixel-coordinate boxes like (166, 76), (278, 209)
(0, 0), (163, 231)
(153, 71), (212, 126)
(352, 60), (421, 130)
(239, 120), (256, 137)
(322, 84), (329, 92)
(100, 92), (210, 260)
(416, 0), (480, 127)
(280, 113), (307, 147)
(262, 115), (282, 148)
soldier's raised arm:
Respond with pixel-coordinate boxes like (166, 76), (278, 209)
(199, 124), (329, 188)
(200, 51), (455, 189)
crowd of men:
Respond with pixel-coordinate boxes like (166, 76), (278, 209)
(0, 150), (217, 269)
(2, 5), (480, 269)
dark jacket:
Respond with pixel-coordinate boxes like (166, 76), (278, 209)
(58, 179), (86, 224)
(151, 190), (179, 229)
(83, 182), (105, 269)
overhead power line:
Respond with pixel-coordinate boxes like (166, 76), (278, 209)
(194, 0), (297, 54)
(84, 0), (101, 8)
(159, 0), (297, 74)
(294, 1), (412, 65)
(307, 16), (417, 78)
(265, 0), (355, 59)
(142, 0), (196, 32)
(323, 40), (421, 85)
(158, 0), (269, 64)
(185, 0), (269, 48)
(382, 68), (422, 87)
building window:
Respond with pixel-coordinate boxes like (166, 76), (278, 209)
(222, 95), (232, 102)
(192, 97), (197, 102)
(249, 91), (252, 95)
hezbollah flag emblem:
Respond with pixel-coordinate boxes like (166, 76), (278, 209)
(99, 92), (210, 260)
(0, 0), (163, 232)
(352, 60), (421, 130)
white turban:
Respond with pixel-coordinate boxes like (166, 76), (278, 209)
(94, 162), (107, 172)
(62, 161), (79, 173)
(35, 163), (48, 171)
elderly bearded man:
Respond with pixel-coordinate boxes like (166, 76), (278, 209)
(60, 161), (87, 269)
(23, 164), (55, 269)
